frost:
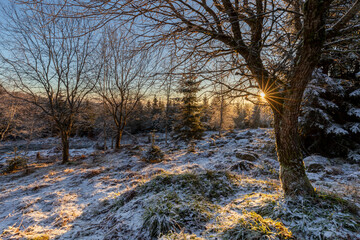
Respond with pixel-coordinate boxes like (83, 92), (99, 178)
(348, 108), (360, 118)
(349, 123), (360, 134)
(0, 129), (359, 240)
(349, 89), (360, 97)
(317, 98), (338, 109)
(348, 151), (360, 163)
(356, 71), (360, 78)
(326, 124), (349, 135)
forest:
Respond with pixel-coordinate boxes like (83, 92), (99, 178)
(0, 0), (359, 239)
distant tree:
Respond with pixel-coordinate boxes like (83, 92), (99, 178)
(73, 100), (98, 138)
(164, 73), (174, 145)
(150, 95), (166, 131)
(174, 74), (204, 142)
(97, 28), (155, 149)
(126, 101), (146, 134)
(246, 105), (261, 129)
(0, 93), (18, 142)
(0, 6), (99, 163)
(209, 96), (234, 134)
(233, 102), (250, 129)
(200, 95), (212, 130)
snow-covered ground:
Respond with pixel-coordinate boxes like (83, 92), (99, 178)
(0, 129), (359, 239)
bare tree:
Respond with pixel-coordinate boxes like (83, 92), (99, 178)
(97, 28), (155, 149)
(0, 5), (100, 163)
(17, 0), (360, 196)
(0, 93), (18, 142)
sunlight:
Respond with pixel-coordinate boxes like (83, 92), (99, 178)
(260, 91), (266, 99)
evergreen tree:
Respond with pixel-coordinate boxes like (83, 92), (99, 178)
(127, 100), (147, 134)
(200, 94), (212, 130)
(209, 95), (234, 134)
(151, 96), (166, 131)
(173, 74), (204, 142)
(233, 102), (249, 129)
(246, 104), (261, 129)
(299, 70), (360, 162)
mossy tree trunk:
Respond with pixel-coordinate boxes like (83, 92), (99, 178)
(271, 0), (330, 196)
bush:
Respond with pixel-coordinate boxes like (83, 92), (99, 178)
(5, 148), (28, 173)
(142, 145), (165, 163)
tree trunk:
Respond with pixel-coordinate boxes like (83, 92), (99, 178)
(61, 134), (70, 164)
(264, 0), (330, 197)
(103, 118), (107, 150)
(115, 128), (123, 149)
(273, 111), (315, 197)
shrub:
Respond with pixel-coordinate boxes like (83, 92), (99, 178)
(5, 148), (28, 173)
(142, 145), (164, 163)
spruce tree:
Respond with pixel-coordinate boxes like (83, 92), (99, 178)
(173, 74), (204, 142)
(246, 104), (261, 128)
(299, 70), (360, 162)
(200, 94), (211, 130)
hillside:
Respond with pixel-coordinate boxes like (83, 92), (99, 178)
(0, 129), (359, 239)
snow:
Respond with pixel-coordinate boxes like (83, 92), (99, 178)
(348, 107), (360, 118)
(349, 123), (360, 134)
(349, 89), (360, 97)
(356, 71), (360, 79)
(326, 124), (349, 135)
(0, 129), (359, 239)
(303, 155), (331, 167)
(317, 98), (338, 109)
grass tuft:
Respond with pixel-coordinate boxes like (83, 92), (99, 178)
(221, 211), (293, 240)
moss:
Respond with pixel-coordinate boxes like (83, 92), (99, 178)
(221, 211), (293, 240)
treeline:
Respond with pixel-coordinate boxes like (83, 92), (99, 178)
(0, 91), (272, 142)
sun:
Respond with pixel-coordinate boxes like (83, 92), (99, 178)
(260, 91), (266, 98)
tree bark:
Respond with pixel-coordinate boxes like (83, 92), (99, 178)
(115, 128), (123, 149)
(274, 111), (315, 197)
(264, 0), (331, 197)
(61, 133), (70, 164)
